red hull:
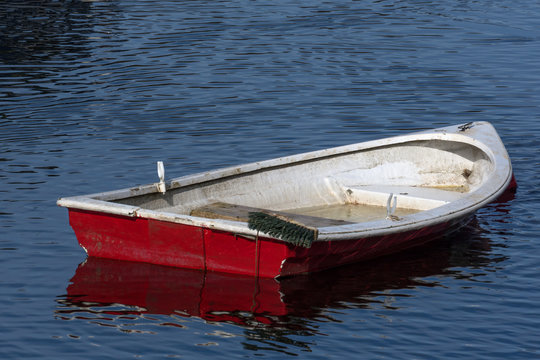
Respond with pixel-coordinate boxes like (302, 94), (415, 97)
(69, 209), (464, 278)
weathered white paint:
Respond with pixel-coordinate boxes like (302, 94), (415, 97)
(57, 122), (514, 243)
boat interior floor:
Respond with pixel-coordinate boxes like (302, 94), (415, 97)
(190, 202), (352, 227)
(179, 185), (468, 225)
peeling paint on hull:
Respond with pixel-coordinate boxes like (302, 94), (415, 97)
(67, 205), (491, 278)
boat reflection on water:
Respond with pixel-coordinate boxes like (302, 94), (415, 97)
(62, 258), (286, 328)
(56, 212), (512, 333)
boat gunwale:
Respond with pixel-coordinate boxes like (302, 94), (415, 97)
(57, 122), (513, 242)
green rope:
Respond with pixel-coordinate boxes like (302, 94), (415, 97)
(248, 212), (317, 248)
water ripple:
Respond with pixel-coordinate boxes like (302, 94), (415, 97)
(1, 0), (540, 358)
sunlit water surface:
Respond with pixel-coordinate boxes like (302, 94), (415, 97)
(1, 1), (539, 358)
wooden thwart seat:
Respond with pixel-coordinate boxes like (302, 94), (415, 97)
(190, 202), (353, 227)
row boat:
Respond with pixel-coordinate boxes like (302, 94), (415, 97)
(57, 121), (516, 277)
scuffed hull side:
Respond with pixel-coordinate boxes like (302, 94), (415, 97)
(69, 209), (286, 277)
(277, 216), (469, 277)
(68, 209), (468, 278)
(69, 209), (206, 271)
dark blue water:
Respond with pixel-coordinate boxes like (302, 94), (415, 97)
(1, 0), (539, 358)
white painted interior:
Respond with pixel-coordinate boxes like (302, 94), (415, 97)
(57, 122), (514, 242)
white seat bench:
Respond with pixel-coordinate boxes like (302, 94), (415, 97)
(341, 185), (467, 211)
